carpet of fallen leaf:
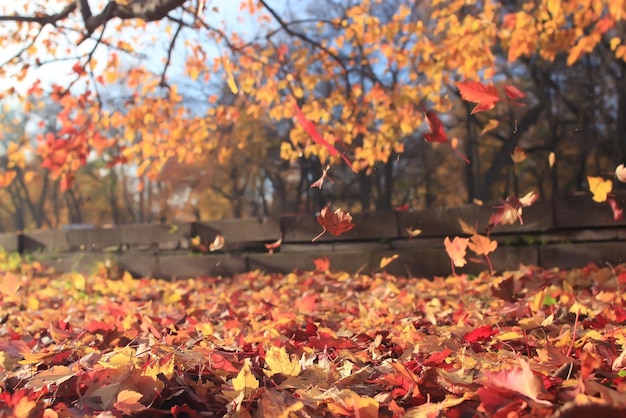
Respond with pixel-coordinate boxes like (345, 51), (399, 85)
(2, 256), (626, 417)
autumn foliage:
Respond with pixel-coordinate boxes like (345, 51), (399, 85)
(1, 257), (626, 416)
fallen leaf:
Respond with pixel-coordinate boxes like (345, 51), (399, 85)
(483, 358), (552, 406)
(548, 152), (556, 168)
(114, 390), (146, 415)
(264, 346), (301, 377)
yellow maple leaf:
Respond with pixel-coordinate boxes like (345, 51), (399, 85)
(588, 176), (612, 203)
(264, 346), (301, 377)
(379, 254), (399, 269)
(233, 358), (259, 397)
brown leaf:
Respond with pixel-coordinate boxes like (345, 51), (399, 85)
(313, 203), (355, 241)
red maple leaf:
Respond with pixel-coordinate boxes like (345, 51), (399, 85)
(293, 100), (356, 172)
(456, 80), (500, 114)
(423, 106), (448, 143)
(313, 203), (355, 241)
(463, 325), (498, 344)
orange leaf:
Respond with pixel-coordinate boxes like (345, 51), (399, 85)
(313, 203), (355, 241)
(468, 234), (497, 256)
(588, 176), (612, 203)
(313, 257), (330, 272)
(0, 272), (21, 296)
(444, 236), (469, 268)
(481, 119), (499, 135)
(456, 80), (500, 114)
(114, 390), (146, 415)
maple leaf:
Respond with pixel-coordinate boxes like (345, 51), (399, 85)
(588, 176), (612, 203)
(468, 234), (498, 256)
(483, 358), (552, 406)
(231, 358), (259, 398)
(264, 346), (301, 377)
(422, 106), (448, 143)
(488, 192), (538, 228)
(444, 236), (469, 274)
(313, 256), (330, 272)
(293, 101), (356, 172)
(313, 203), (355, 242)
(464, 325), (498, 344)
(456, 80), (500, 114)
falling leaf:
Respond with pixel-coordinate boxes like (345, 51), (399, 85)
(608, 197), (623, 221)
(209, 235), (225, 251)
(458, 219), (477, 235)
(456, 80), (500, 114)
(313, 257), (330, 272)
(311, 165), (334, 189)
(615, 164), (626, 183)
(511, 146), (527, 163)
(406, 227), (422, 241)
(313, 203), (355, 241)
(444, 236), (469, 268)
(468, 234), (498, 256)
(225, 63), (238, 94)
(293, 101), (356, 172)
(264, 346), (301, 377)
(548, 152), (556, 168)
(489, 192), (538, 228)
(423, 107), (448, 143)
(588, 176), (612, 203)
(504, 85), (526, 100)
(481, 119), (499, 135)
(264, 233), (283, 254)
(380, 254), (399, 269)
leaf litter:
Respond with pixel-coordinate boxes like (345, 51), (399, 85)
(1, 259), (626, 417)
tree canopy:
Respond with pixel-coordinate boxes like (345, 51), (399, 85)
(0, 0), (625, 229)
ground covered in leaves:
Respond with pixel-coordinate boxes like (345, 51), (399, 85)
(1, 255), (626, 417)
